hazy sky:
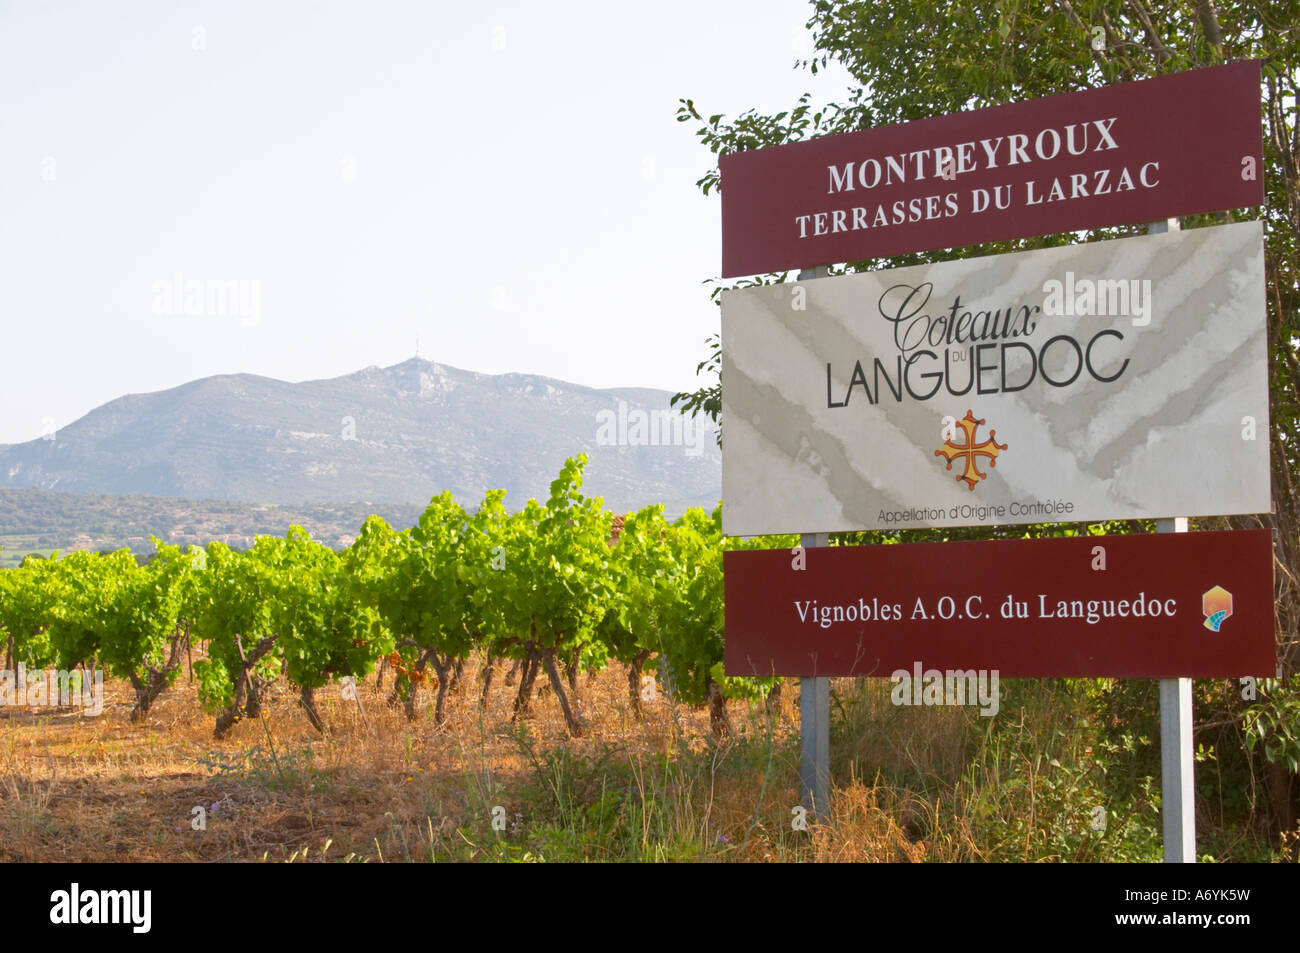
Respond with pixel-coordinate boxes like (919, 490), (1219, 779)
(0, 0), (852, 444)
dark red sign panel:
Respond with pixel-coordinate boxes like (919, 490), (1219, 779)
(723, 530), (1275, 678)
(720, 61), (1263, 277)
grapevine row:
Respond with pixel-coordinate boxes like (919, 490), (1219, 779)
(0, 455), (785, 737)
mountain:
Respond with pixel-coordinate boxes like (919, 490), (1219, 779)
(0, 358), (720, 515)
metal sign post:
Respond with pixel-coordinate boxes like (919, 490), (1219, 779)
(797, 265), (832, 820)
(1149, 216), (1195, 862)
(799, 531), (831, 820)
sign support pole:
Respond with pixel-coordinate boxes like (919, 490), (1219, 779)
(796, 264), (832, 820)
(799, 531), (831, 820)
(1148, 216), (1195, 862)
(1157, 515), (1195, 863)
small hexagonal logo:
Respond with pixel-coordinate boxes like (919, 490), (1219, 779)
(1202, 586), (1233, 632)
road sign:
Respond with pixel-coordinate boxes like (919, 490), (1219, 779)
(720, 60), (1263, 277)
(723, 529), (1275, 678)
(721, 221), (1268, 536)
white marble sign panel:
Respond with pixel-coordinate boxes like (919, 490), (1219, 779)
(721, 221), (1269, 536)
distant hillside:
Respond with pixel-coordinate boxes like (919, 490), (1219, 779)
(0, 358), (720, 515)
(0, 487), (429, 567)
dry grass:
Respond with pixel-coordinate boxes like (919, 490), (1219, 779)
(0, 660), (1198, 862)
(0, 656), (813, 862)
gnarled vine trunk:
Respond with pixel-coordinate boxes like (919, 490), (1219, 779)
(299, 684), (325, 733)
(708, 679), (729, 739)
(626, 649), (651, 719)
(512, 647), (541, 719)
(213, 634), (277, 739)
(542, 648), (584, 737)
(127, 623), (188, 721)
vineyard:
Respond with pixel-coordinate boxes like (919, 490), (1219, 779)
(1, 455), (1296, 862)
(0, 455), (781, 741)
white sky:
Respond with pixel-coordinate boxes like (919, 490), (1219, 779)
(0, 0), (852, 444)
